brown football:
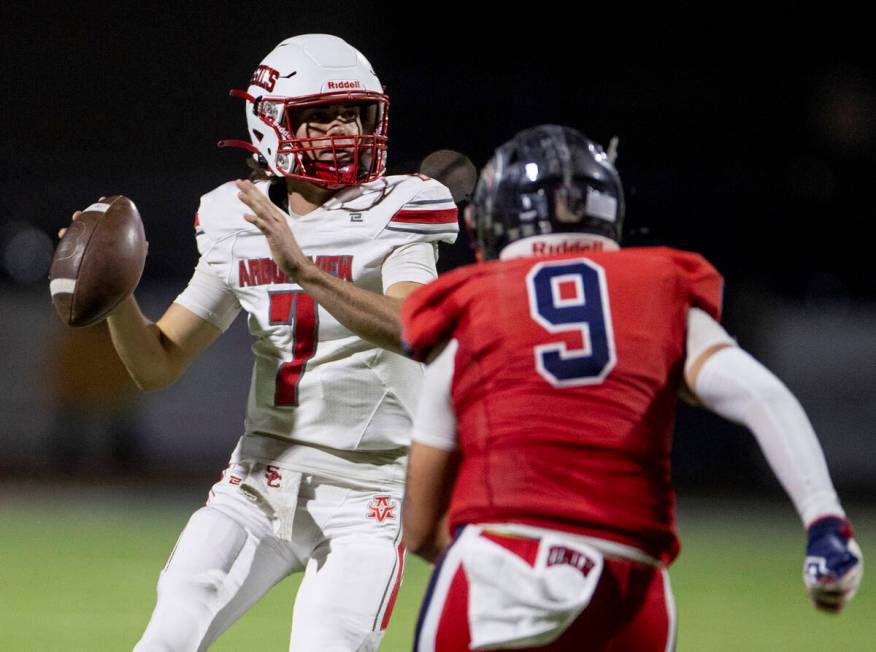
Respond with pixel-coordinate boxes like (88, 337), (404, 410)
(49, 195), (147, 327)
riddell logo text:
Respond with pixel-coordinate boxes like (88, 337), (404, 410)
(327, 80), (361, 90)
(532, 240), (605, 256)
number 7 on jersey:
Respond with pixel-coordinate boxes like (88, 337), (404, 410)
(269, 290), (318, 406)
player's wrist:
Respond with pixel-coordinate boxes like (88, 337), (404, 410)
(106, 294), (138, 322)
(807, 515), (854, 540)
(292, 258), (323, 286)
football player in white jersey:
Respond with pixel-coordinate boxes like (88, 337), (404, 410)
(64, 34), (458, 651)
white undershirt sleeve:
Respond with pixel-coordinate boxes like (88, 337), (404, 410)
(410, 339), (459, 451)
(684, 307), (737, 376)
(693, 344), (844, 526)
(173, 257), (242, 332)
(381, 242), (439, 292)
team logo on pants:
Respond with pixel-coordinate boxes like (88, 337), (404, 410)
(265, 465), (282, 488)
(366, 495), (397, 523)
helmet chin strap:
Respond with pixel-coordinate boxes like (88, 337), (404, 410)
(499, 234), (620, 261)
(308, 160), (358, 186)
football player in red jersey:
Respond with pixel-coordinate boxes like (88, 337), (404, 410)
(400, 125), (863, 651)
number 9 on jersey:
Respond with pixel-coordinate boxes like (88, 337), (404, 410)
(526, 259), (617, 387)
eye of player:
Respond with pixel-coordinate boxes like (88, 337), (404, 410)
(295, 104), (362, 132)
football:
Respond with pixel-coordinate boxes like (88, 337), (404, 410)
(49, 195), (147, 327)
(419, 149), (477, 204)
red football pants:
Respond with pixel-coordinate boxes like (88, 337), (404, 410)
(414, 529), (676, 652)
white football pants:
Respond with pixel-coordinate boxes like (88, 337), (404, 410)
(134, 463), (405, 652)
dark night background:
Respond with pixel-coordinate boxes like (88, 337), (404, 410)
(3, 6), (874, 291)
(0, 5), (874, 493)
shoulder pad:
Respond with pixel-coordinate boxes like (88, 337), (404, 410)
(381, 175), (459, 243)
(194, 180), (267, 251)
(664, 247), (724, 321)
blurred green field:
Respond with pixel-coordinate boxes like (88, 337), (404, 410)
(1, 486), (872, 651)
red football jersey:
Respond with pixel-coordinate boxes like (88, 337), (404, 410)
(402, 247), (723, 564)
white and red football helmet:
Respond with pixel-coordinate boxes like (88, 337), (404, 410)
(220, 34), (389, 187)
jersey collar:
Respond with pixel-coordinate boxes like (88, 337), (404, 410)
(499, 234), (620, 260)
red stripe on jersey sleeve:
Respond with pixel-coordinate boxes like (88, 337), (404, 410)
(391, 208), (458, 224)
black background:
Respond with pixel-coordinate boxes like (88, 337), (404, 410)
(3, 4), (874, 300)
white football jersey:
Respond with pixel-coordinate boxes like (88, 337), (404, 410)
(175, 174), (458, 484)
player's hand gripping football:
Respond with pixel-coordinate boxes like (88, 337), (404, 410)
(803, 516), (863, 612)
(236, 179), (310, 282)
(57, 196), (106, 239)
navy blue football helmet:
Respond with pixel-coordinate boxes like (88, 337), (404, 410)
(467, 125), (624, 260)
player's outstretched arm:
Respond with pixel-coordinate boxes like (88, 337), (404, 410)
(292, 271), (416, 354)
(107, 298), (223, 391)
(404, 443), (456, 562)
(685, 310), (863, 612)
(402, 339), (460, 562)
(236, 179), (416, 353)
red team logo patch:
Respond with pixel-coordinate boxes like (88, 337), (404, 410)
(366, 495), (397, 522)
(546, 545), (597, 577)
(265, 465), (282, 488)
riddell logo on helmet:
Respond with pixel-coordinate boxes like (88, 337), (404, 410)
(251, 65), (280, 92)
(531, 239), (606, 256)
(326, 80), (362, 90)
